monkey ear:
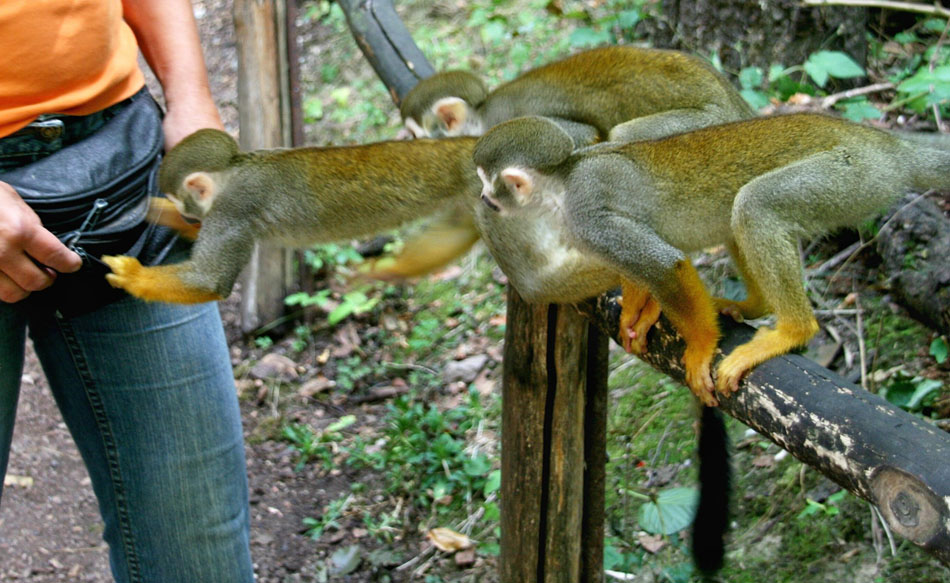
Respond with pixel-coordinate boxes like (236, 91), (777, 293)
(500, 168), (534, 205)
(183, 172), (216, 202)
(432, 97), (469, 132)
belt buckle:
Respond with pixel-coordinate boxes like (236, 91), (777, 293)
(25, 118), (65, 141)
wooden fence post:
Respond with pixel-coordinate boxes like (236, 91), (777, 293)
(501, 289), (608, 583)
(233, 0), (295, 333)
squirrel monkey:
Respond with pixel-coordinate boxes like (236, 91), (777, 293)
(103, 129), (480, 304)
(366, 46), (757, 280)
(400, 45), (755, 140)
(472, 114), (950, 404)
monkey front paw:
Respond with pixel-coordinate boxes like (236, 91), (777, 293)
(620, 298), (661, 354)
(103, 255), (223, 304)
(618, 284), (661, 354)
(103, 255), (145, 292)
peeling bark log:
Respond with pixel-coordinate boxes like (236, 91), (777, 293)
(877, 194), (950, 336)
(578, 292), (950, 564)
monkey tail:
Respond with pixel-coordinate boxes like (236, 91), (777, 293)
(692, 405), (730, 577)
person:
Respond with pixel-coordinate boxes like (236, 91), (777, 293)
(0, 1), (255, 581)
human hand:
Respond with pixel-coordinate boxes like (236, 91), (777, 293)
(0, 181), (82, 302)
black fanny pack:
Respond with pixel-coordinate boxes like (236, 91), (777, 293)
(2, 90), (181, 316)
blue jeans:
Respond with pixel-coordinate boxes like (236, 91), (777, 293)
(0, 297), (255, 582)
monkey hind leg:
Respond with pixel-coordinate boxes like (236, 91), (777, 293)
(359, 210), (480, 281)
(655, 260), (721, 406)
(718, 170), (830, 394)
(618, 279), (661, 354)
(146, 197), (201, 240)
(103, 256), (223, 304)
(692, 404), (731, 576)
(713, 242), (770, 322)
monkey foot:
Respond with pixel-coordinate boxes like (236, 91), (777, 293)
(716, 352), (752, 395)
(712, 297), (767, 323)
(618, 282), (661, 354)
(716, 320), (818, 394)
(684, 349), (718, 407)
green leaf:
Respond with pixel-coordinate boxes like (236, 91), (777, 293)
(741, 88), (771, 110)
(738, 66), (764, 90)
(661, 562), (695, 583)
(923, 18), (949, 33)
(617, 9), (640, 30)
(803, 59), (829, 88)
(894, 31), (919, 44)
(931, 337), (949, 364)
(327, 414), (357, 434)
(768, 63), (787, 82)
(330, 544), (362, 575)
(603, 544), (624, 570)
(463, 454), (491, 477)
(481, 20), (507, 45)
(327, 303), (355, 325)
(330, 87), (351, 106)
(569, 27), (611, 48)
(303, 97), (324, 121)
(838, 99), (882, 122)
(637, 487), (699, 535)
(907, 379), (942, 410)
(797, 498), (824, 519)
(806, 51), (866, 82)
(484, 469), (502, 496)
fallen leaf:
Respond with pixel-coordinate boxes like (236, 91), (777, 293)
(330, 544), (362, 575)
(637, 533), (666, 554)
(250, 353), (298, 381)
(298, 375), (335, 398)
(427, 527), (473, 552)
(752, 454), (775, 468)
(454, 547), (477, 567)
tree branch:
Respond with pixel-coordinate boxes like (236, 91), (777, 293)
(578, 292), (950, 564)
(803, 0), (950, 19)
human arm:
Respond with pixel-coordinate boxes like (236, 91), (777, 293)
(121, 0), (224, 149)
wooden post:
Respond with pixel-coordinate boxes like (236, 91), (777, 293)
(233, 0), (295, 333)
(501, 289), (608, 583)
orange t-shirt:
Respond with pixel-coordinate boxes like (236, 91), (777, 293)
(0, 0), (145, 138)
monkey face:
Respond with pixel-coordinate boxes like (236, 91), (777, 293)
(477, 165), (538, 216)
(476, 166), (506, 213)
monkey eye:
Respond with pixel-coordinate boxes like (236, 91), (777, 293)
(480, 193), (501, 213)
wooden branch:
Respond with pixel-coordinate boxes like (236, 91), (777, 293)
(578, 291), (950, 564)
(803, 0), (950, 19)
(335, 0), (436, 105)
(820, 82), (894, 108)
